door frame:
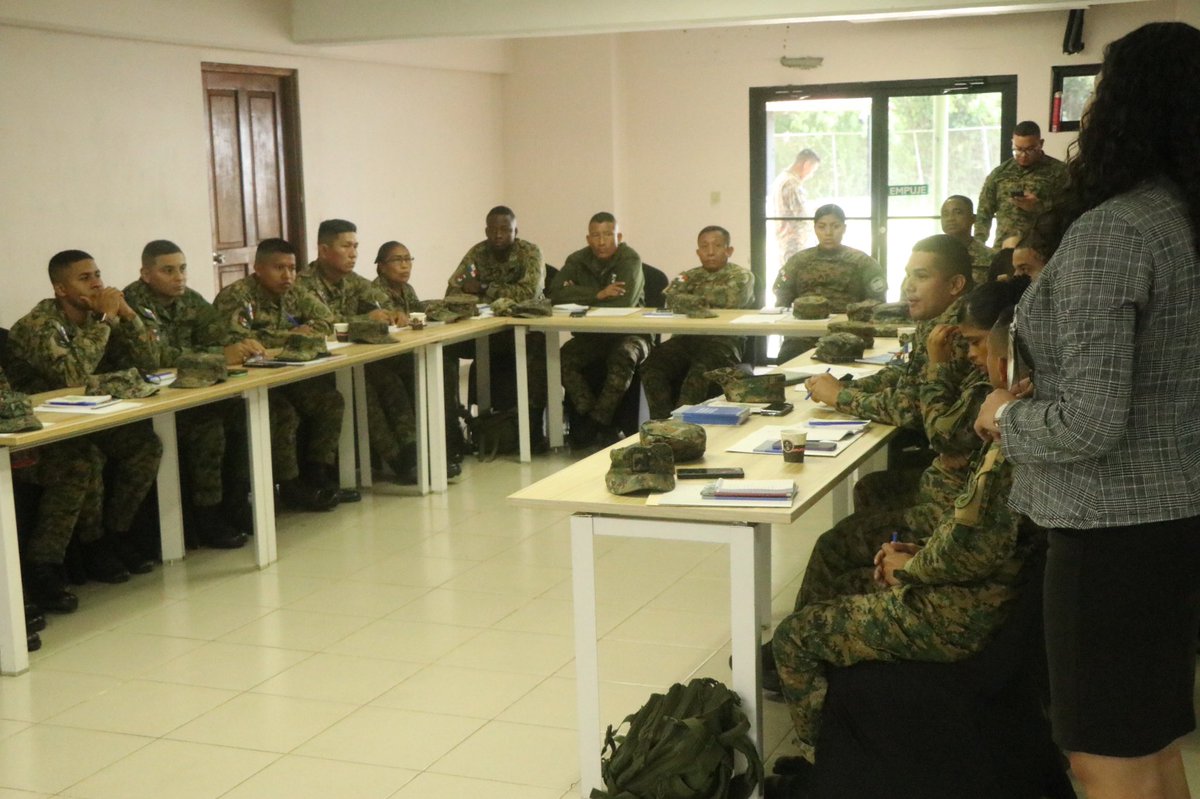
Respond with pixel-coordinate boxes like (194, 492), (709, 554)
(201, 62), (308, 270)
(748, 75), (1016, 309)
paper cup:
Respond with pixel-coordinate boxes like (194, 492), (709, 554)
(333, 322), (350, 342)
(409, 312), (426, 330)
(781, 428), (807, 464)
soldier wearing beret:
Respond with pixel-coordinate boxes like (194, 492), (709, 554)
(213, 238), (345, 510)
(7, 250), (163, 579)
(641, 226), (755, 420)
(774, 204), (886, 363)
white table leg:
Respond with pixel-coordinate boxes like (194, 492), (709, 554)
(515, 326), (531, 463)
(244, 386), (277, 568)
(731, 524), (765, 779)
(570, 514), (602, 797)
(546, 330), (564, 449)
(151, 413), (186, 563)
(476, 334), (491, 413)
(754, 522), (772, 631)
(352, 365), (372, 489)
(0, 451), (28, 675)
(335, 368), (356, 491)
(423, 343), (446, 494)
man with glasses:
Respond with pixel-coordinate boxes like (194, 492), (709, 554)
(973, 121), (1068, 246)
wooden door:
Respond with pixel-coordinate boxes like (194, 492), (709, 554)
(202, 64), (305, 290)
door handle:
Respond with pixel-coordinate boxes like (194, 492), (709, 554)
(213, 252), (226, 265)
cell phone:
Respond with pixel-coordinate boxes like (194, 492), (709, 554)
(808, 440), (838, 452)
(677, 467), (745, 479)
(569, 310), (587, 318)
(757, 402), (794, 417)
(1010, 189), (1026, 198)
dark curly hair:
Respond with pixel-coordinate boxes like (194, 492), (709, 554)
(1064, 22), (1200, 249)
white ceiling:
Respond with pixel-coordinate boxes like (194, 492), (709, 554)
(291, 0), (1147, 44)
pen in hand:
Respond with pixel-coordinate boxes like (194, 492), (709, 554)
(804, 367), (832, 400)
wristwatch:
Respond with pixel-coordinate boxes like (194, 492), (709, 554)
(993, 400), (1012, 428)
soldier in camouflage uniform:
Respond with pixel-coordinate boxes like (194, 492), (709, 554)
(446, 206), (548, 449)
(640, 226), (756, 419)
(774, 205), (886, 362)
(297, 220), (451, 483)
(213, 238), (344, 510)
(974, 121), (1069, 246)
(772, 148), (821, 263)
(774, 306), (1036, 763)
(123, 240), (256, 548)
(550, 212), (650, 446)
(7, 250), (162, 579)
(940, 195), (995, 286)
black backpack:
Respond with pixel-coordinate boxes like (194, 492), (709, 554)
(591, 678), (764, 799)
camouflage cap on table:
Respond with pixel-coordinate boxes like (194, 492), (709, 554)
(489, 297), (517, 316)
(874, 323), (900, 338)
(349, 319), (392, 344)
(792, 295), (830, 320)
(0, 390), (42, 433)
(813, 332), (867, 363)
(276, 333), (328, 362)
(444, 293), (482, 316)
(828, 320), (876, 349)
(640, 419), (706, 462)
(668, 293), (718, 319)
(513, 298), (552, 318)
(605, 443), (676, 495)
(704, 367), (786, 403)
(845, 300), (881, 323)
(84, 368), (159, 399)
(872, 302), (910, 323)
(424, 299), (476, 322)
(174, 352), (228, 389)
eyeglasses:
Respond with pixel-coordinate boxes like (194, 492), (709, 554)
(383, 256), (414, 264)
(1012, 146), (1042, 156)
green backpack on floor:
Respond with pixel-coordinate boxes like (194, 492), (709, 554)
(591, 677), (764, 799)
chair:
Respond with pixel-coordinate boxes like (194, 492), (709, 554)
(543, 264), (558, 296)
(642, 263), (669, 308)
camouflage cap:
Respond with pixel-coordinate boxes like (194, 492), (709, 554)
(443, 293), (481, 316)
(668, 294), (718, 319)
(813, 332), (867, 363)
(276, 333), (328, 362)
(874, 323), (900, 338)
(348, 319), (392, 344)
(872, 302), (911, 323)
(424, 300), (473, 323)
(84, 368), (159, 399)
(828, 320), (876, 349)
(845, 300), (881, 322)
(0, 390), (42, 433)
(792, 295), (830, 320)
(639, 419), (706, 462)
(489, 297), (517, 316)
(174, 352), (228, 389)
(605, 443), (676, 495)
(704, 367), (786, 403)
(512, 298), (553, 318)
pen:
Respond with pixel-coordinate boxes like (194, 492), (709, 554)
(804, 367), (831, 400)
(807, 420), (869, 427)
(285, 312), (300, 327)
(891, 532), (900, 544)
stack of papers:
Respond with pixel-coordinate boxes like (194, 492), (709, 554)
(701, 479), (796, 501)
(726, 421), (870, 458)
(44, 395), (119, 409)
(552, 303), (588, 315)
(673, 403), (751, 426)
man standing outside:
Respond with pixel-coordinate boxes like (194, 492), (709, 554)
(213, 238), (344, 511)
(549, 212), (649, 447)
(974, 121), (1068, 246)
(641, 226), (755, 420)
(447, 206), (547, 450)
(772, 148), (821, 264)
(123, 240), (259, 547)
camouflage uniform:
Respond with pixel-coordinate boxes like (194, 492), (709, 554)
(299, 264), (418, 465)
(774, 443), (1033, 761)
(7, 299), (163, 536)
(973, 154), (1069, 246)
(772, 170), (812, 263)
(550, 242), (650, 425)
(212, 275), (342, 478)
(966, 239), (996, 287)
(774, 246), (886, 362)
(641, 262), (756, 419)
(122, 280), (240, 508)
(372, 275), (422, 314)
(445, 240), (548, 412)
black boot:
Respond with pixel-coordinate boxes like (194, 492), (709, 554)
(279, 478), (339, 512)
(26, 563), (79, 614)
(529, 407), (549, 454)
(190, 504), (249, 549)
(81, 538), (134, 582)
(105, 534), (154, 575)
(25, 601), (46, 634)
(308, 463), (360, 504)
(27, 632), (41, 652)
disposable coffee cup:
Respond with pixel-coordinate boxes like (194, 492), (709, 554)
(409, 312), (426, 330)
(781, 428), (807, 464)
(333, 322), (350, 342)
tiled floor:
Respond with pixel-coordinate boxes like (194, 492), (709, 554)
(4, 447), (1200, 798)
(0, 448), (826, 798)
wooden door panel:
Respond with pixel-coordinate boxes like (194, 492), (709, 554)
(249, 92), (283, 240)
(207, 90), (247, 249)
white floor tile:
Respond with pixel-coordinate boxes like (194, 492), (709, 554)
(370, 664), (543, 719)
(139, 641), (310, 691)
(45, 679), (236, 737)
(59, 739), (276, 799)
(212, 754), (416, 799)
(295, 706), (483, 770)
(166, 692), (355, 753)
(252, 653), (421, 704)
(0, 725), (148, 794)
(384, 588), (527, 627)
(438, 629), (575, 675)
(388, 772), (562, 799)
(112, 597), (273, 640)
(30, 632), (203, 679)
(334, 618), (482, 662)
(218, 608), (373, 652)
(0, 670), (121, 723)
(430, 720), (579, 790)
